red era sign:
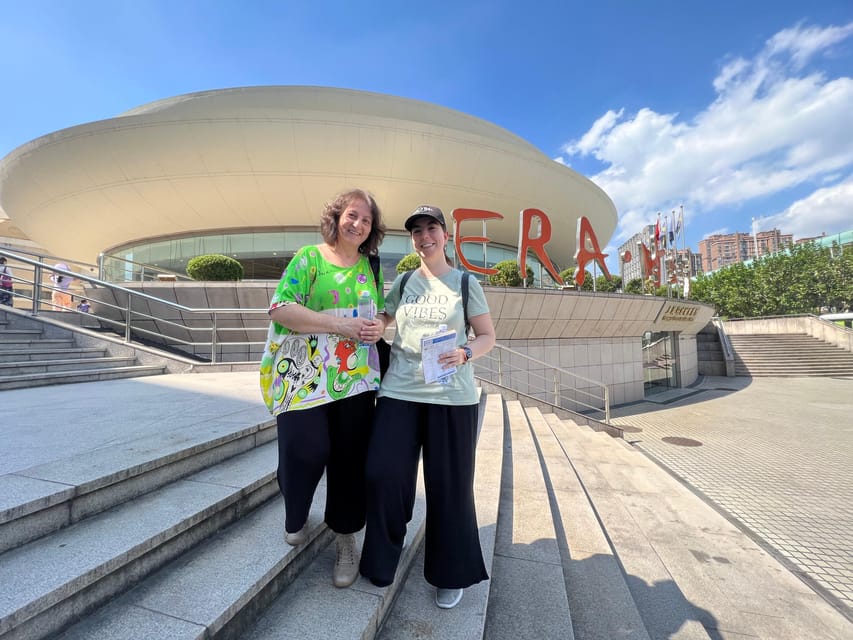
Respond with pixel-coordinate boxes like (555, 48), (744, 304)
(451, 208), (612, 287)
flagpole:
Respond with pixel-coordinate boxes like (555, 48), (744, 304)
(751, 217), (759, 259)
(680, 204), (687, 298)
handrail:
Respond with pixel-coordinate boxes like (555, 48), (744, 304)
(0, 248), (268, 364)
(97, 252), (194, 282)
(711, 316), (734, 360)
(472, 343), (610, 423)
(1, 248), (616, 399)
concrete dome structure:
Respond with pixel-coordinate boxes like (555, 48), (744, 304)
(0, 86), (617, 275)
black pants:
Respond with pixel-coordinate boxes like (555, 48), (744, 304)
(360, 396), (488, 589)
(275, 391), (375, 535)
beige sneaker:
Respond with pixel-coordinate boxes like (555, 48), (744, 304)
(284, 523), (308, 546)
(333, 533), (359, 588)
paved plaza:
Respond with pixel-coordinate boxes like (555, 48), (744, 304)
(610, 375), (853, 619)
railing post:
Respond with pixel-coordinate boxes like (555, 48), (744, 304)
(604, 386), (610, 424)
(125, 293), (132, 342)
(32, 263), (43, 315)
(211, 313), (218, 364)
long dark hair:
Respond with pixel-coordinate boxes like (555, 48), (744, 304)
(319, 188), (386, 255)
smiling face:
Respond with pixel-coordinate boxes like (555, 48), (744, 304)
(335, 197), (374, 251)
(410, 216), (448, 263)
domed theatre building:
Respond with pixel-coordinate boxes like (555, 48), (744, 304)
(0, 86), (715, 406)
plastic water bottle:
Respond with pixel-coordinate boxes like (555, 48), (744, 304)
(357, 291), (374, 347)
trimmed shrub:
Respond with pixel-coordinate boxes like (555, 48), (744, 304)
(186, 254), (244, 281)
(396, 253), (421, 273)
(487, 259), (534, 287)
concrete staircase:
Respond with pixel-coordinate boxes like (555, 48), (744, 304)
(0, 312), (166, 390)
(696, 324), (725, 377)
(729, 333), (853, 377)
(1, 393), (848, 640)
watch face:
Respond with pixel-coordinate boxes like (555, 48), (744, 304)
(463, 346), (473, 362)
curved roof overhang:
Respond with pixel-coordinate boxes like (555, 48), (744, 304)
(0, 86), (617, 268)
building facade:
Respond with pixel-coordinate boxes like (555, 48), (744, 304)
(698, 229), (793, 272)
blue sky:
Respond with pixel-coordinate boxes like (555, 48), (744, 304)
(1, 0), (851, 273)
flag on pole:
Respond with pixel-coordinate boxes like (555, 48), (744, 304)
(655, 213), (661, 247)
(673, 209), (680, 238)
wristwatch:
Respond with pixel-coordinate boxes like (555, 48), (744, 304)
(461, 345), (473, 363)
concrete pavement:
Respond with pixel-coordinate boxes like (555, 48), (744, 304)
(610, 375), (853, 620)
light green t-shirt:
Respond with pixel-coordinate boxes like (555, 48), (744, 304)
(379, 269), (489, 406)
(260, 245), (385, 415)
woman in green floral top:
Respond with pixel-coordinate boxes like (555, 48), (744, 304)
(260, 188), (386, 588)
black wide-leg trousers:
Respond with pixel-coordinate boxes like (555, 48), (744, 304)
(275, 391), (375, 535)
(360, 396), (488, 589)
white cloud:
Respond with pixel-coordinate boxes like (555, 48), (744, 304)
(758, 174), (853, 238)
(563, 21), (853, 251)
(767, 22), (853, 70)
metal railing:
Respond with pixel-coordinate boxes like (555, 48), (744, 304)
(472, 343), (610, 424)
(97, 252), (194, 283)
(0, 249), (268, 364)
(2, 248), (613, 404)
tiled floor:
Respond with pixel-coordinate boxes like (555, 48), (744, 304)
(610, 376), (853, 617)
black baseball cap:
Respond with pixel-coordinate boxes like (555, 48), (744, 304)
(404, 205), (446, 231)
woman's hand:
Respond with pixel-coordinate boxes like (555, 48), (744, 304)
(438, 348), (468, 369)
(357, 317), (385, 344)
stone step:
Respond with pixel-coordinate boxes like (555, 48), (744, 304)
(0, 338), (75, 350)
(0, 347), (107, 363)
(0, 416), (276, 553)
(242, 487), (426, 640)
(0, 364), (168, 390)
(546, 416), (712, 639)
(0, 443), (279, 640)
(529, 408), (650, 640)
(0, 356), (137, 376)
(51, 492), (333, 640)
(484, 400), (574, 639)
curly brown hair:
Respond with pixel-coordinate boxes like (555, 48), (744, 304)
(319, 189), (386, 255)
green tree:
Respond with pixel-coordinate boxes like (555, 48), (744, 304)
(624, 277), (645, 295)
(595, 274), (622, 293)
(558, 267), (576, 287)
(396, 253), (420, 273)
(690, 241), (853, 317)
(186, 254), (243, 281)
(487, 260), (534, 287)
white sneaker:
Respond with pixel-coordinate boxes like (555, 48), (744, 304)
(284, 523), (308, 546)
(435, 587), (463, 609)
(333, 533), (359, 588)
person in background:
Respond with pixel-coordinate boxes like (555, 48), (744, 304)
(77, 299), (91, 313)
(0, 257), (13, 307)
(359, 205), (496, 610)
(259, 188), (386, 588)
(51, 262), (74, 310)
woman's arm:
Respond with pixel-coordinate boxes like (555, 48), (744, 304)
(464, 313), (496, 361)
(270, 304), (366, 341)
(437, 312), (496, 369)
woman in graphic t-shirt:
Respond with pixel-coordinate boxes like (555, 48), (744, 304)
(359, 205), (496, 610)
(259, 188), (386, 589)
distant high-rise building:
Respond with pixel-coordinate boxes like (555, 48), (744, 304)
(698, 229), (793, 272)
(619, 224), (655, 284)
